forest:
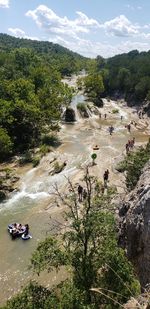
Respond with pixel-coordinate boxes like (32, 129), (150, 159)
(0, 34), (89, 161)
(95, 50), (150, 104)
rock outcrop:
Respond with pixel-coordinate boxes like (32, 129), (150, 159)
(0, 168), (19, 201)
(64, 107), (76, 122)
(118, 160), (150, 289)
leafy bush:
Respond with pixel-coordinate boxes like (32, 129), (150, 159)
(112, 108), (119, 114)
(41, 134), (60, 147)
(0, 128), (13, 161)
(77, 102), (87, 112)
(1, 281), (56, 309)
(118, 140), (150, 190)
(39, 144), (51, 156)
(19, 151), (32, 165)
(32, 156), (40, 167)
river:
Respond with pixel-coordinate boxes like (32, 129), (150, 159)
(0, 75), (149, 305)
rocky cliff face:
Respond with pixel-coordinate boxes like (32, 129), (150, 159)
(118, 161), (150, 289)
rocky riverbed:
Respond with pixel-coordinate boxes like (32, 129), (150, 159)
(0, 75), (150, 305)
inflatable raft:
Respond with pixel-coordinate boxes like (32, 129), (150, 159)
(93, 146), (99, 150)
(8, 223), (26, 236)
(8, 223), (32, 240)
(22, 234), (32, 240)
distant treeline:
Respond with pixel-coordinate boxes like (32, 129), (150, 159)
(95, 50), (150, 104)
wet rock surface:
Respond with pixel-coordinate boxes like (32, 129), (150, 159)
(64, 107), (76, 122)
(0, 168), (20, 201)
(118, 160), (150, 288)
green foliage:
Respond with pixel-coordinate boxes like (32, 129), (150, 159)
(96, 50), (150, 103)
(39, 144), (51, 156)
(117, 140), (150, 190)
(0, 127), (13, 161)
(30, 169), (139, 307)
(1, 281), (57, 309)
(0, 34), (90, 161)
(91, 153), (97, 164)
(31, 237), (68, 275)
(84, 73), (104, 106)
(1, 171), (140, 308)
(99, 248), (140, 307)
(41, 134), (60, 147)
(112, 108), (119, 114)
(19, 151), (33, 165)
(77, 102), (87, 112)
(32, 156), (41, 168)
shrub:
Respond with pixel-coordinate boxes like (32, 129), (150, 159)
(77, 102), (87, 112)
(112, 108), (119, 114)
(39, 144), (51, 156)
(41, 134), (60, 147)
(0, 128), (13, 162)
(32, 156), (40, 167)
(19, 151), (32, 165)
(118, 140), (150, 190)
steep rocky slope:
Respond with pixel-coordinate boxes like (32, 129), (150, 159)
(118, 160), (150, 289)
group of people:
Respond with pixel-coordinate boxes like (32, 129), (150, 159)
(12, 223), (29, 237)
(99, 113), (107, 119)
(77, 170), (109, 201)
(77, 185), (87, 202)
(125, 137), (135, 154)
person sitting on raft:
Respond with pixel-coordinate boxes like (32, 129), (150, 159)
(11, 223), (18, 236)
(24, 224), (29, 237)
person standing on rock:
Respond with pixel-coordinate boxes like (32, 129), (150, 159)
(127, 124), (131, 133)
(78, 185), (83, 202)
(126, 143), (130, 154)
(103, 169), (109, 187)
(104, 113), (107, 119)
(83, 189), (87, 200)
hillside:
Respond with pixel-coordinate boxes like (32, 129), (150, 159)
(0, 33), (88, 75)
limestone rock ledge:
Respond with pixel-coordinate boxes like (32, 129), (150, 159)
(118, 160), (150, 288)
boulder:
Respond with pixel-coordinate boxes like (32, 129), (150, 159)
(64, 107), (76, 122)
(118, 160), (150, 288)
(0, 190), (6, 201)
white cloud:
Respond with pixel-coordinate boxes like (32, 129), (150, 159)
(48, 35), (150, 58)
(0, 0), (9, 8)
(125, 4), (142, 10)
(26, 5), (100, 39)
(8, 28), (39, 40)
(24, 5), (150, 58)
(101, 15), (140, 37)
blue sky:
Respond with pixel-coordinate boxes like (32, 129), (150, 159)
(0, 0), (150, 58)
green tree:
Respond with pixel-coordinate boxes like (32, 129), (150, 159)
(84, 73), (104, 106)
(0, 127), (13, 161)
(30, 169), (139, 308)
